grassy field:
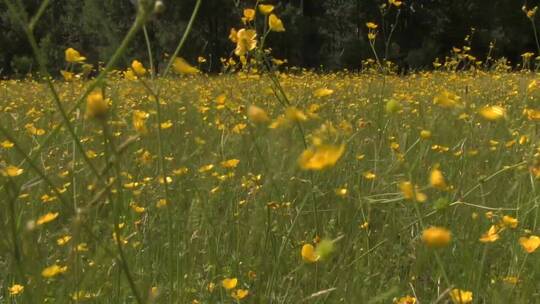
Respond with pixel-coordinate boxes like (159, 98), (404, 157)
(0, 70), (539, 303)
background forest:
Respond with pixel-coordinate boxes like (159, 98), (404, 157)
(2, 0), (540, 76)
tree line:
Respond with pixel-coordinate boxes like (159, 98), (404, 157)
(1, 0), (539, 76)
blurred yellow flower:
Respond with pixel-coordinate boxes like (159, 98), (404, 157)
(519, 235), (540, 253)
(41, 264), (68, 278)
(247, 105), (270, 123)
(479, 105), (505, 121)
(65, 48), (86, 63)
(131, 60), (147, 76)
(221, 159), (240, 168)
(269, 14), (285, 32)
(60, 70), (74, 81)
(243, 8), (256, 22)
(2, 165), (24, 177)
(449, 289), (473, 304)
(298, 144), (345, 170)
(231, 289), (249, 300)
(366, 22), (378, 29)
(86, 91), (108, 119)
(399, 181), (427, 202)
(173, 57), (200, 75)
(501, 215), (518, 228)
(36, 212), (59, 225)
(479, 225), (500, 243)
(429, 168), (447, 190)
(394, 295), (416, 304)
(1, 140), (14, 149)
(301, 243), (320, 263)
(259, 4), (274, 15)
(422, 226), (451, 248)
(133, 110), (149, 135)
(9, 284), (24, 296)
(313, 88), (334, 97)
(420, 130), (432, 139)
(433, 89), (461, 108)
(222, 278), (238, 290)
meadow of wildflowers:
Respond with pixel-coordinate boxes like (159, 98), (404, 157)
(1, 0), (539, 303)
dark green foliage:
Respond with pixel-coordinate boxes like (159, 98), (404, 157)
(1, 0), (540, 76)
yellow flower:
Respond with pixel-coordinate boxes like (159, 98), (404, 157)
(395, 295), (417, 304)
(429, 168), (447, 190)
(235, 29), (257, 57)
(420, 130), (432, 139)
(313, 88), (334, 98)
(1, 140), (14, 149)
(247, 105), (270, 123)
(301, 243), (320, 263)
(269, 14), (285, 32)
(243, 8), (256, 22)
(124, 69), (138, 80)
(86, 91), (108, 119)
(479, 105), (505, 121)
(366, 22), (378, 29)
(389, 0), (403, 7)
(173, 57), (200, 75)
(449, 289), (473, 304)
(36, 212), (59, 225)
(131, 60), (147, 76)
(399, 181), (427, 202)
(519, 235), (540, 253)
(222, 278), (238, 290)
(41, 264), (68, 278)
(2, 165), (24, 177)
(479, 225), (500, 243)
(433, 89), (461, 108)
(259, 4), (274, 15)
(60, 70), (74, 81)
(231, 289), (249, 300)
(298, 144), (345, 170)
(501, 215), (518, 228)
(363, 171), (376, 180)
(65, 48), (86, 63)
(422, 226), (451, 248)
(9, 284), (24, 296)
(221, 159), (240, 169)
(133, 110), (149, 135)
(229, 28), (238, 43)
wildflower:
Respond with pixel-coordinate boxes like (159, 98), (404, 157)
(156, 199), (168, 208)
(429, 167), (447, 190)
(41, 264), (68, 278)
(132, 110), (149, 135)
(86, 91), (108, 119)
(433, 90), (461, 108)
(160, 121), (173, 129)
(222, 278), (238, 290)
(57, 235), (72, 246)
(502, 276), (520, 285)
(60, 70), (74, 81)
(9, 284), (24, 296)
(399, 181), (427, 202)
(363, 171), (376, 180)
(124, 69), (138, 80)
(298, 144), (345, 170)
(422, 226), (451, 248)
(389, 0), (403, 7)
(247, 105), (270, 123)
(420, 130), (432, 139)
(394, 295), (417, 304)
(229, 28), (238, 43)
(173, 57), (200, 75)
(65, 48), (86, 63)
(131, 60), (147, 76)
(335, 188), (348, 197)
(1, 140), (14, 149)
(259, 4), (274, 15)
(301, 243), (320, 263)
(25, 123), (45, 136)
(243, 8), (256, 22)
(285, 107), (308, 122)
(366, 22), (378, 30)
(36, 212), (59, 225)
(479, 105), (505, 121)
(197, 56), (207, 63)
(2, 165), (24, 177)
(235, 29), (257, 57)
(519, 235), (540, 253)
(231, 289), (249, 300)
(501, 215), (518, 228)
(449, 289), (473, 304)
(479, 225), (500, 243)
(221, 159), (240, 168)
(313, 88), (334, 98)
(269, 14), (285, 32)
